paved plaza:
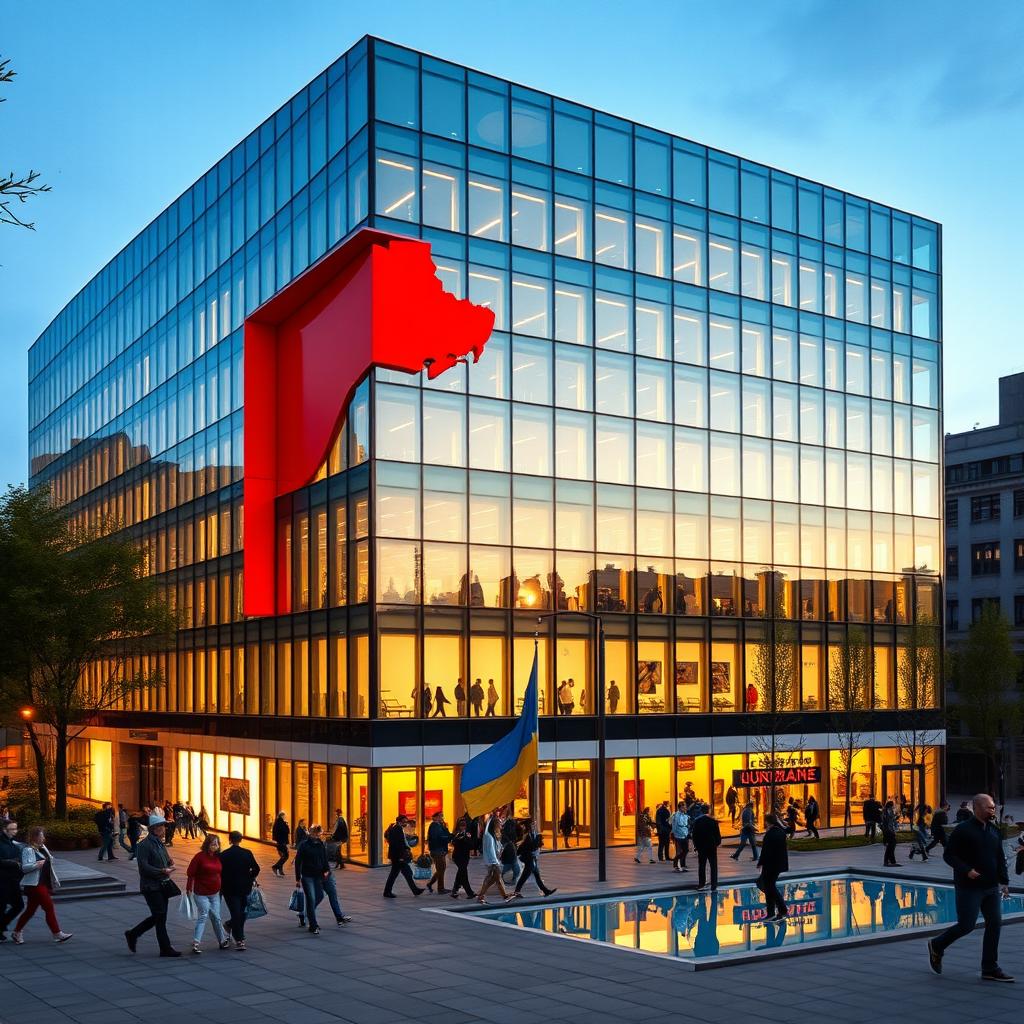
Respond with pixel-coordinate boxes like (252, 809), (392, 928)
(0, 822), (1020, 1024)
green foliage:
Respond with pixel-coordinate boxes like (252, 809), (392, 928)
(14, 819), (99, 850)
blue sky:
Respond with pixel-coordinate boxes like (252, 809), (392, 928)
(3, 0), (1023, 488)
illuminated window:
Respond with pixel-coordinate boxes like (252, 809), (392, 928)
(375, 385), (419, 462)
(423, 542), (466, 606)
(468, 268), (506, 330)
(597, 417), (634, 483)
(674, 311), (706, 365)
(554, 198), (588, 259)
(468, 545), (510, 607)
(846, 272), (867, 323)
(708, 237), (737, 292)
(595, 208), (630, 268)
(376, 541), (420, 604)
(673, 228), (704, 284)
(555, 410), (594, 480)
(511, 187), (549, 250)
(554, 284), (590, 344)
(799, 261), (822, 312)
(511, 275), (550, 337)
(421, 163), (462, 231)
(635, 301), (668, 358)
(375, 154), (418, 222)
(635, 217), (667, 277)
(514, 548), (552, 610)
(595, 295), (632, 351)
(740, 245), (767, 300)
(422, 392), (466, 467)
(468, 175), (506, 240)
(555, 344), (592, 410)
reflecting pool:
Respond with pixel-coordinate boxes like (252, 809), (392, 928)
(470, 874), (1024, 967)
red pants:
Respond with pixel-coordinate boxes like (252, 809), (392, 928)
(16, 884), (60, 934)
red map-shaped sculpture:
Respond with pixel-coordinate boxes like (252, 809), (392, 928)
(243, 229), (495, 617)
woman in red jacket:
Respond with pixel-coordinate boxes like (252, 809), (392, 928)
(186, 833), (229, 954)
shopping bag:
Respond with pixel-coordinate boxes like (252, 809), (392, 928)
(288, 887), (305, 914)
(178, 891), (196, 921)
(245, 887), (268, 920)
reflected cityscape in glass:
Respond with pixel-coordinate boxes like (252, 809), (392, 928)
(475, 874), (1024, 965)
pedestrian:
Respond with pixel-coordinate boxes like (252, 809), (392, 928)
(330, 808), (349, 868)
(477, 814), (511, 904)
(197, 806), (210, 837)
(670, 800), (691, 872)
(426, 811), (452, 894)
(513, 817), (556, 897)
(909, 804), (931, 861)
(927, 793), (1014, 983)
(691, 805), (722, 891)
(165, 801), (178, 846)
(382, 815), (425, 898)
(185, 833), (230, 954)
(470, 678), (485, 716)
(271, 811), (290, 876)
(731, 800), (759, 861)
(655, 801), (672, 862)
(11, 827), (72, 944)
(881, 799), (900, 867)
(558, 806), (575, 848)
(804, 795), (820, 840)
(117, 804), (132, 855)
(295, 818), (309, 849)
(955, 800), (972, 823)
(756, 813), (789, 922)
(607, 679), (620, 714)
(725, 785), (739, 826)
(500, 813), (521, 886)
(220, 829), (261, 951)
(449, 819), (476, 900)
(485, 679), (499, 717)
(0, 818), (25, 942)
(784, 799), (799, 838)
(124, 810), (182, 957)
(454, 679), (466, 716)
(863, 794), (881, 840)
(432, 685), (450, 717)
(634, 806), (655, 864)
(295, 824), (351, 934)
(94, 801), (117, 861)
(126, 807), (147, 860)
(182, 803), (197, 840)
(927, 802), (950, 853)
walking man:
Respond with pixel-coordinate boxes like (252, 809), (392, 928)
(449, 819), (476, 900)
(295, 824), (350, 933)
(513, 818), (556, 897)
(928, 793), (1013, 982)
(655, 801), (672, 862)
(271, 811), (290, 876)
(863, 794), (881, 840)
(124, 811), (181, 957)
(691, 805), (722, 891)
(426, 811), (452, 894)
(757, 813), (789, 921)
(0, 818), (25, 942)
(94, 802), (116, 861)
(117, 804), (132, 856)
(804, 795), (820, 840)
(330, 808), (349, 868)
(731, 800), (759, 861)
(926, 802), (950, 853)
(382, 815), (425, 898)
(477, 814), (510, 904)
(220, 830), (261, 950)
(669, 801), (690, 872)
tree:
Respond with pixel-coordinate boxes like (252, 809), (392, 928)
(893, 614), (942, 816)
(828, 625), (872, 836)
(749, 574), (801, 816)
(0, 486), (175, 817)
(1, 57), (50, 229)
(953, 604), (1022, 800)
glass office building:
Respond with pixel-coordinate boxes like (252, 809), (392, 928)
(28, 37), (943, 862)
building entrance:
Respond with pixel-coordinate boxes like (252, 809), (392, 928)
(881, 763), (925, 819)
(540, 765), (591, 849)
(138, 746), (163, 807)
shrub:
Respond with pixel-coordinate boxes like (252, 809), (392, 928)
(15, 819), (99, 851)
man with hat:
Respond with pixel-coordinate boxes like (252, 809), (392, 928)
(124, 810), (181, 957)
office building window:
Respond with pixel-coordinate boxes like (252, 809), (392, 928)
(971, 542), (1000, 576)
(945, 546), (958, 579)
(945, 498), (958, 528)
(1015, 490), (1024, 519)
(972, 597), (1000, 623)
(946, 600), (958, 631)
(1016, 540), (1024, 572)
(971, 494), (1001, 522)
(1016, 596), (1024, 627)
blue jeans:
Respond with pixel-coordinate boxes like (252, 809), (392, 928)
(301, 874), (345, 929)
(98, 831), (115, 860)
(733, 828), (758, 859)
(933, 886), (1002, 971)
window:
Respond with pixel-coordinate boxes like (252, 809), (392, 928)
(1017, 540), (1024, 572)
(972, 597), (999, 624)
(1016, 490), (1024, 518)
(1016, 597), (1024, 628)
(946, 600), (958, 631)
(945, 546), (958, 579)
(971, 542), (1000, 576)
(945, 498), (958, 527)
(971, 494), (1001, 522)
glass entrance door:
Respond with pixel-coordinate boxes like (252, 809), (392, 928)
(539, 762), (593, 849)
(882, 764), (924, 821)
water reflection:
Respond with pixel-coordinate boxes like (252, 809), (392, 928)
(480, 875), (1024, 962)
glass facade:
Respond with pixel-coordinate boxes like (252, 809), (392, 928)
(29, 37), (943, 861)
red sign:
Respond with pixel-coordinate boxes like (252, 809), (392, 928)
(243, 229), (494, 616)
(398, 791), (418, 819)
(423, 790), (443, 818)
(733, 766), (822, 787)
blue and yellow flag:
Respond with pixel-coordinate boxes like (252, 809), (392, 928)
(460, 645), (539, 817)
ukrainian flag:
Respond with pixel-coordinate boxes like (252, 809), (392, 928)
(460, 645), (539, 817)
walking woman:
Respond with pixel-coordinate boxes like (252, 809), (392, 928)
(634, 807), (655, 864)
(432, 685), (450, 718)
(881, 799), (900, 867)
(185, 833), (230, 954)
(12, 827), (72, 944)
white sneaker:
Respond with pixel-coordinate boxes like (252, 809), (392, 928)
(11, 931), (23, 944)
(54, 932), (73, 943)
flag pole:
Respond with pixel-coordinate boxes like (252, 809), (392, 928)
(531, 635), (540, 831)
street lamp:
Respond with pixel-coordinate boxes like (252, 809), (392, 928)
(19, 707), (34, 722)
(537, 610), (607, 882)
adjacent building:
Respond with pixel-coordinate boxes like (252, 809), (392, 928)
(28, 37), (945, 861)
(945, 372), (1024, 795)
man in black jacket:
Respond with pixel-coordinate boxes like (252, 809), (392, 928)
(928, 793), (1013, 982)
(124, 812), (180, 957)
(655, 802), (671, 862)
(691, 806), (721, 891)
(862, 796), (881, 840)
(926, 802), (950, 852)
(221, 830), (261, 950)
(271, 811), (290, 876)
(295, 824), (350, 933)
(513, 817), (556, 897)
(94, 802), (116, 861)
(450, 822), (476, 899)
(382, 815), (425, 899)
(0, 818), (24, 942)
(330, 808), (349, 868)
(756, 813), (789, 921)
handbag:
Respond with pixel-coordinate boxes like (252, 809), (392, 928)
(245, 887), (268, 920)
(288, 888), (305, 914)
(178, 891), (197, 920)
(160, 877), (182, 899)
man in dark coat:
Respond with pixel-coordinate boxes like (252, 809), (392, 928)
(513, 817), (556, 897)
(862, 795), (881, 840)
(382, 815), (425, 899)
(94, 802), (116, 861)
(0, 818), (25, 942)
(926, 802), (950, 852)
(928, 793), (1013, 982)
(691, 806), (722, 891)
(271, 811), (290, 876)
(220, 829), (261, 950)
(294, 824), (349, 933)
(756, 813), (789, 921)
(124, 812), (180, 957)
(330, 808), (349, 868)
(655, 802), (672, 862)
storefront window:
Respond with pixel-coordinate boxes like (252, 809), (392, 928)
(556, 637), (591, 715)
(470, 634), (507, 716)
(605, 638), (632, 715)
(637, 640), (668, 713)
(379, 634), (417, 717)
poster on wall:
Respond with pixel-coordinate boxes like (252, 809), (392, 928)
(398, 791), (417, 819)
(637, 661), (661, 695)
(359, 786), (367, 817)
(423, 790), (444, 818)
(676, 755), (696, 771)
(675, 662), (698, 686)
(623, 779), (645, 815)
(219, 778), (250, 815)
(711, 662), (730, 694)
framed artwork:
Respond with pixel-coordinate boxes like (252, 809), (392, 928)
(359, 785), (367, 816)
(711, 661), (730, 694)
(712, 778), (724, 806)
(675, 661), (698, 686)
(423, 790), (443, 818)
(637, 661), (661, 695)
(676, 755), (696, 771)
(219, 778), (250, 815)
(398, 791), (418, 818)
(623, 779), (645, 815)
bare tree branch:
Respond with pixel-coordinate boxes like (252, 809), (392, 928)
(0, 56), (50, 230)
